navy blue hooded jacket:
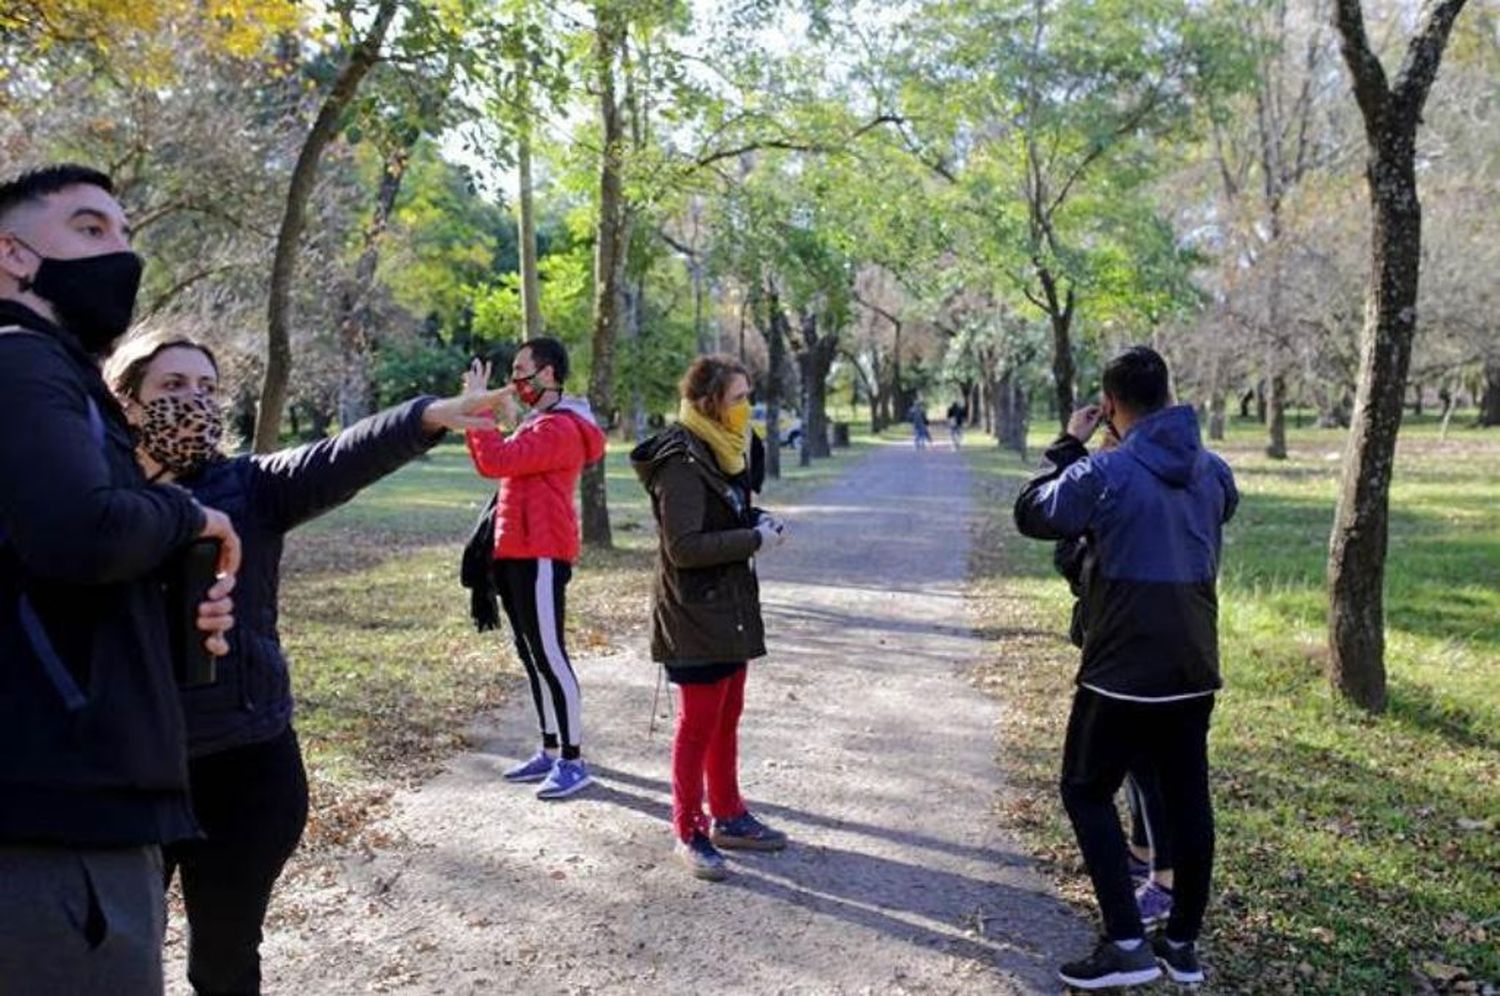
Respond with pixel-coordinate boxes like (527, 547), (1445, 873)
(174, 398), (441, 757)
(1014, 405), (1238, 700)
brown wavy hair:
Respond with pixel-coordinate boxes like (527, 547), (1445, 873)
(104, 328), (220, 401)
(679, 354), (750, 421)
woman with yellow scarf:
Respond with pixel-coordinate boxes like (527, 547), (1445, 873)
(630, 355), (789, 881)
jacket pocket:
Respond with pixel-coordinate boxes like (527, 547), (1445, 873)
(17, 593), (87, 711)
(677, 568), (721, 604)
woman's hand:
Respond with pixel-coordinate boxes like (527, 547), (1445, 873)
(422, 389), (517, 434)
(754, 512), (788, 551)
(193, 508), (240, 657)
(196, 573), (235, 658)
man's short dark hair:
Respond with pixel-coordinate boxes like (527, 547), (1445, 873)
(0, 164), (115, 225)
(520, 336), (569, 384)
(1102, 346), (1171, 414)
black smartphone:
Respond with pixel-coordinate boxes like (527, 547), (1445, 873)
(167, 538), (222, 687)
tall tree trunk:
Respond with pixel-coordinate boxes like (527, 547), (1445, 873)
(1478, 360), (1500, 426)
(1266, 370), (1289, 458)
(1327, 0), (1468, 713)
(255, 0), (397, 452)
(337, 144), (409, 427)
(1035, 267), (1076, 430)
(1207, 344), (1227, 441)
(996, 369), (1029, 458)
(794, 310), (837, 465)
(580, 3), (628, 549)
(764, 285), (787, 480)
(622, 277), (646, 442)
(517, 69), (542, 340)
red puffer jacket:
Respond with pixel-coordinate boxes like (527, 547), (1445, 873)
(465, 397), (607, 564)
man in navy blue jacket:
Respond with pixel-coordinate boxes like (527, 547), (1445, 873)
(1015, 347), (1238, 990)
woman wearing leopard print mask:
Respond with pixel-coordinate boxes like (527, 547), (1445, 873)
(106, 330), (503, 996)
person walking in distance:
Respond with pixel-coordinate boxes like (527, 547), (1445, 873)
(105, 329), (502, 995)
(463, 338), (606, 799)
(946, 398), (967, 449)
(0, 164), (239, 996)
(908, 396), (932, 450)
(632, 355), (790, 881)
(1014, 346), (1237, 990)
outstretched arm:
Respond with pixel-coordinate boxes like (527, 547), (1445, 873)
(250, 397), (446, 532)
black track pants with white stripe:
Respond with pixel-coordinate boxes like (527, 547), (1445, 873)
(494, 558), (583, 759)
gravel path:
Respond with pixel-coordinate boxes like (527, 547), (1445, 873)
(198, 441), (1089, 994)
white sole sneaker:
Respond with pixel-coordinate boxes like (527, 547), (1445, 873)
(1057, 966), (1162, 989)
(536, 772), (593, 800)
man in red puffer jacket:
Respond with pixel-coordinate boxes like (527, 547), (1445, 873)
(464, 337), (607, 800)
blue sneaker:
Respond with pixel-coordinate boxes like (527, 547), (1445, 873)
(1136, 879), (1174, 927)
(674, 832), (728, 881)
(502, 750), (555, 783)
(710, 811), (788, 851)
(536, 758), (593, 800)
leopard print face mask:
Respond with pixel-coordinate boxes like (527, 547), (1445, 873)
(136, 394), (225, 477)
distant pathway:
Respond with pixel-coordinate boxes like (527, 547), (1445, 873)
(179, 441), (1088, 995)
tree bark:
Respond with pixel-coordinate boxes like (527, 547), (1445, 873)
(255, 0), (398, 452)
(764, 284), (787, 480)
(1036, 267), (1076, 430)
(993, 368), (1029, 458)
(1266, 370), (1288, 458)
(517, 69), (542, 341)
(580, 2), (629, 549)
(1478, 360), (1500, 426)
(337, 143), (409, 427)
(793, 310), (837, 465)
(1327, 0), (1468, 713)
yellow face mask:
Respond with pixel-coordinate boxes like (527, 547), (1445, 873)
(722, 399), (751, 436)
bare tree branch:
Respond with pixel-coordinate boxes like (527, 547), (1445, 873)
(1392, 0), (1471, 116)
(691, 113), (903, 169)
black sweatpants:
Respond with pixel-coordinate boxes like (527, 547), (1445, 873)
(494, 558), (582, 759)
(1060, 687), (1214, 943)
(163, 727), (308, 996)
(1126, 769), (1173, 871)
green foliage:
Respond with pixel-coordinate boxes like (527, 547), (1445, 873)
(381, 142), (515, 337)
(371, 335), (468, 407)
(469, 233), (593, 357)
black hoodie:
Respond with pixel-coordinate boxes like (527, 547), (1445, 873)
(0, 301), (204, 846)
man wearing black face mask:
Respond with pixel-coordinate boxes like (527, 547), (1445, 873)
(0, 164), (242, 994)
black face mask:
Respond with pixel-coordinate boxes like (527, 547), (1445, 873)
(17, 243), (143, 354)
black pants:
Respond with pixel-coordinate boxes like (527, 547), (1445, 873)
(163, 727), (309, 996)
(494, 558), (582, 759)
(1060, 687), (1214, 942)
(1126, 769), (1173, 871)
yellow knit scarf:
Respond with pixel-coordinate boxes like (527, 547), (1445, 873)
(678, 399), (746, 476)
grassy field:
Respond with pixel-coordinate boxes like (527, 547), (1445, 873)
(270, 429), (877, 845)
(964, 416), (1499, 995)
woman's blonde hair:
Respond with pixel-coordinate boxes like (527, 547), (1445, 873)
(679, 354), (750, 421)
(104, 328), (220, 400)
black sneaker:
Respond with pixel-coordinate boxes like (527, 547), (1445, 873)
(1152, 935), (1205, 984)
(1057, 937), (1162, 989)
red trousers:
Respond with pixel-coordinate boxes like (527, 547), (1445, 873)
(671, 667), (748, 842)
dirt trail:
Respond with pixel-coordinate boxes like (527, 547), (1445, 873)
(177, 440), (1088, 995)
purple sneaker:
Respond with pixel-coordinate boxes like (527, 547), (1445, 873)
(502, 750), (555, 783)
(1136, 880), (1174, 927)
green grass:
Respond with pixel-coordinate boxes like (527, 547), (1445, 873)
(965, 416), (1500, 994)
(268, 429), (877, 844)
